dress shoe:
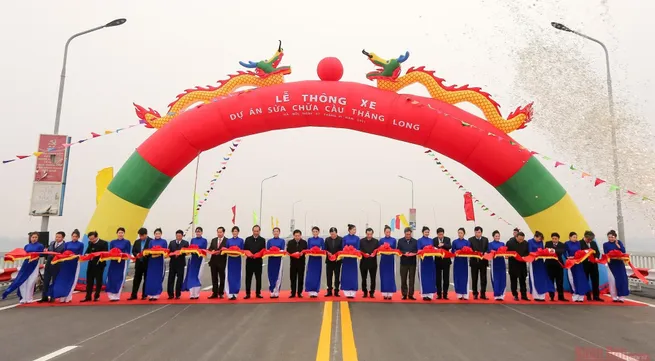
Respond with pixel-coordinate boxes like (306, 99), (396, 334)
(513, 296), (520, 301)
(402, 295), (408, 300)
(325, 291), (333, 297)
(127, 296), (137, 301)
(480, 294), (488, 300)
(256, 294), (263, 299)
(473, 294), (479, 300)
(80, 298), (92, 303)
(408, 296), (417, 300)
(208, 294), (218, 299)
(93, 298), (100, 302)
(593, 298), (604, 302)
(37, 298), (48, 303)
(219, 295), (224, 299)
(558, 297), (569, 302)
(289, 294), (296, 298)
(175, 296), (181, 300)
(334, 291), (340, 297)
(521, 296), (530, 301)
(534, 298), (545, 302)
(423, 297), (431, 301)
(362, 292), (368, 298)
(244, 295), (251, 300)
(436, 294), (442, 300)
(168, 296), (174, 300)
(443, 294), (449, 300)
(141, 296), (147, 300)
(298, 294), (303, 298)
(369, 292), (375, 298)
(229, 296), (237, 300)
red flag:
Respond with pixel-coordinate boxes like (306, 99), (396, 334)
(463, 192), (475, 221)
(91, 132), (101, 138)
(395, 215), (400, 230)
(231, 205), (236, 224)
(594, 178), (606, 187)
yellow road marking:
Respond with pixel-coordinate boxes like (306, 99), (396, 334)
(315, 301), (333, 361)
(340, 301), (358, 361)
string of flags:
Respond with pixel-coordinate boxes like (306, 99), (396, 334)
(411, 98), (652, 204)
(194, 139), (242, 213)
(2, 123), (145, 164)
(424, 149), (517, 227)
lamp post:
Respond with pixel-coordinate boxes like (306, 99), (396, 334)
(258, 174), (278, 230)
(551, 22), (625, 243)
(371, 199), (382, 233)
(398, 175), (414, 208)
(291, 199), (302, 233)
(42, 18), (127, 233)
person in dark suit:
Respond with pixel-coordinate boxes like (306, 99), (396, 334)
(545, 232), (567, 302)
(167, 230), (189, 299)
(286, 229), (308, 298)
(324, 227), (343, 297)
(581, 230), (603, 302)
(38, 231), (66, 303)
(208, 226), (228, 299)
(398, 227), (418, 300)
(433, 227), (452, 300)
(128, 227), (152, 300)
(81, 231), (109, 302)
(244, 225), (266, 299)
(468, 226), (489, 300)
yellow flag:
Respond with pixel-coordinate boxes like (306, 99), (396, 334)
(270, 216), (274, 230)
(276, 218), (279, 227)
(104, 130), (113, 135)
(193, 193), (199, 225)
(33, 151), (43, 157)
(399, 214), (409, 228)
(252, 211), (258, 225)
(96, 167), (114, 205)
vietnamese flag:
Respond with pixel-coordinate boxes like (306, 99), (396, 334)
(464, 192), (475, 222)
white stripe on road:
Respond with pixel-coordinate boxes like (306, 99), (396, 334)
(602, 294), (655, 308)
(76, 304), (170, 345)
(608, 352), (645, 361)
(32, 346), (78, 361)
(0, 303), (19, 311)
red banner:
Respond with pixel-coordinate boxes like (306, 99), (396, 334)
(231, 205), (237, 224)
(34, 134), (70, 183)
(464, 192), (475, 221)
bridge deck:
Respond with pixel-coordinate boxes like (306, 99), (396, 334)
(1, 262), (653, 361)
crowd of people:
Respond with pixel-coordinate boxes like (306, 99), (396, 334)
(2, 223), (630, 304)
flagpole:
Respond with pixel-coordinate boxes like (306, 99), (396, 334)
(191, 152), (201, 233)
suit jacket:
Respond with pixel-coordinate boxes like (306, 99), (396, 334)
(286, 238), (308, 266)
(433, 236), (452, 265)
(132, 237), (152, 266)
(244, 236), (266, 263)
(325, 236), (343, 263)
(85, 239), (109, 269)
(580, 240), (601, 269)
(468, 236), (489, 267)
(208, 237), (228, 267)
(544, 240), (566, 268)
(45, 241), (66, 267)
(168, 239), (189, 268)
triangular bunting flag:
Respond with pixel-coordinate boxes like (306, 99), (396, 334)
(554, 161), (565, 168)
(16, 155), (29, 159)
(223, 157), (229, 161)
(33, 152), (43, 157)
(104, 130), (113, 135)
(626, 190), (637, 195)
(3, 159), (15, 163)
(424, 150), (431, 153)
(229, 147), (235, 152)
(581, 172), (591, 178)
(542, 156), (551, 160)
(569, 165), (576, 171)
(594, 178), (606, 187)
(608, 185), (620, 192)
(91, 132), (101, 138)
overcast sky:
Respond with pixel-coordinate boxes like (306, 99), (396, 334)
(1, 0), (653, 250)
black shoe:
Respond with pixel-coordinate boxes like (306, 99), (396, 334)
(423, 297), (431, 301)
(256, 294), (263, 299)
(550, 296), (555, 302)
(37, 298), (48, 303)
(127, 296), (137, 301)
(310, 295), (318, 298)
(443, 293), (449, 300)
(93, 298), (99, 302)
(175, 296), (180, 300)
(534, 298), (545, 302)
(593, 298), (604, 302)
(219, 295), (224, 299)
(80, 298), (92, 303)
(298, 294), (303, 298)
(369, 292), (375, 298)
(110, 299), (119, 302)
(334, 291), (340, 297)
(149, 298), (157, 302)
(408, 296), (417, 300)
(208, 294), (218, 299)
(289, 294), (296, 298)
(141, 296), (147, 300)
(558, 297), (569, 302)
(436, 294), (442, 300)
(513, 296), (519, 301)
(480, 294), (488, 300)
(168, 296), (174, 300)
(521, 296), (530, 301)
(473, 294), (479, 300)
(362, 292), (368, 298)
(229, 296), (237, 300)
(244, 295), (251, 300)
(402, 295), (408, 300)
(325, 291), (333, 297)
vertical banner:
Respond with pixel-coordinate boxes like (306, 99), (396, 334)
(95, 167), (114, 205)
(270, 216), (275, 230)
(464, 192), (475, 222)
(275, 218), (279, 227)
(290, 218), (295, 233)
(29, 134), (71, 216)
(395, 215), (400, 230)
(231, 205), (237, 224)
(252, 210), (258, 226)
(409, 208), (417, 230)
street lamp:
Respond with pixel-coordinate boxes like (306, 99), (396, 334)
(42, 18), (127, 233)
(370, 199), (382, 233)
(259, 174), (278, 229)
(398, 175), (414, 208)
(290, 199), (302, 233)
(551, 21), (625, 243)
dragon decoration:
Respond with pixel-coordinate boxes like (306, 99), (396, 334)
(134, 41), (292, 129)
(133, 42), (531, 134)
(362, 50), (533, 133)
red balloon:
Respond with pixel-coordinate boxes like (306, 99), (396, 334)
(317, 57), (344, 81)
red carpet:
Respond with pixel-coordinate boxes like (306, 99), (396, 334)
(19, 291), (644, 307)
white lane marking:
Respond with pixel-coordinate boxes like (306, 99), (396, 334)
(0, 303), (19, 311)
(32, 346), (78, 361)
(608, 352), (644, 361)
(502, 304), (605, 349)
(107, 305), (190, 361)
(76, 304), (170, 345)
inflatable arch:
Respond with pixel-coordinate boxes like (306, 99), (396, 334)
(85, 43), (589, 241)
